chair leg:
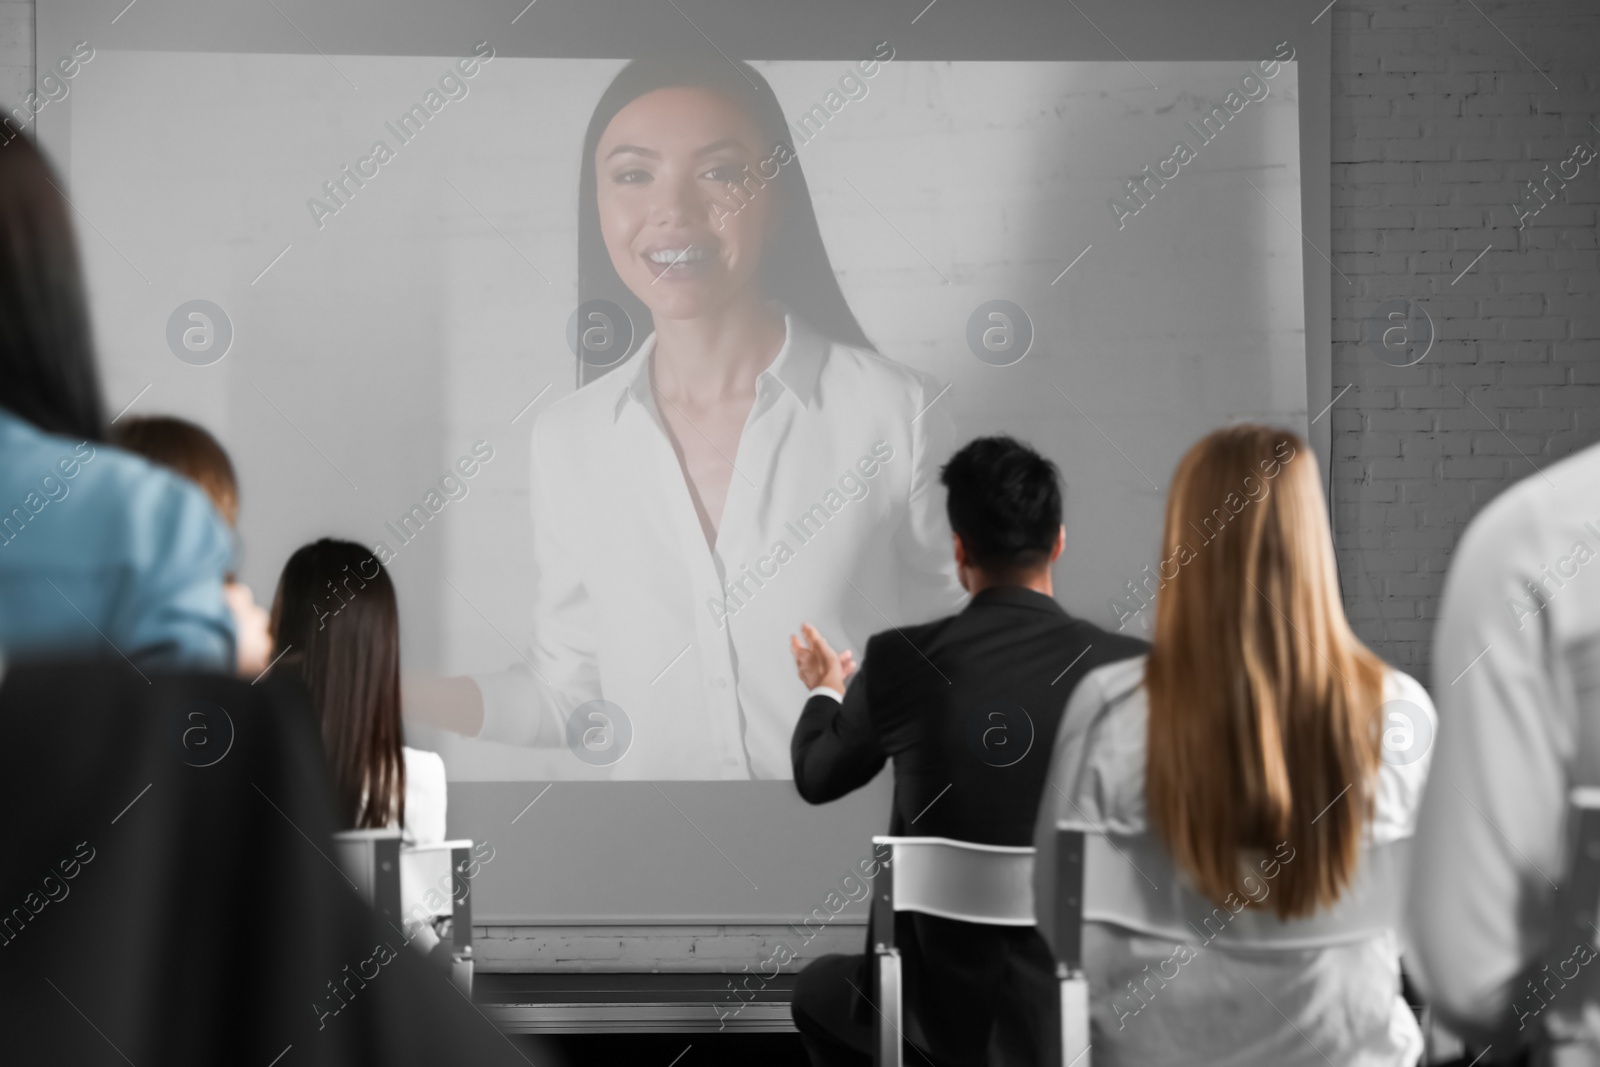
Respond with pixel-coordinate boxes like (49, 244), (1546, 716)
(1060, 970), (1090, 1067)
(876, 949), (903, 1067)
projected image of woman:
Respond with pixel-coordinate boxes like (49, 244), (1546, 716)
(417, 54), (964, 779)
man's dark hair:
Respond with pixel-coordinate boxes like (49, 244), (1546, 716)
(940, 436), (1062, 574)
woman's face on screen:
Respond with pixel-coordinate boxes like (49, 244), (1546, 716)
(595, 86), (777, 322)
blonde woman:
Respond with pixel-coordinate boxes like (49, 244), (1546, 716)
(1034, 425), (1435, 1066)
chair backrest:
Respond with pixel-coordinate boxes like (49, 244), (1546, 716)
(333, 830), (477, 992)
(869, 837), (1041, 1067)
(401, 839), (477, 971)
(1059, 820), (1408, 951)
(872, 836), (1036, 925)
(333, 828), (404, 932)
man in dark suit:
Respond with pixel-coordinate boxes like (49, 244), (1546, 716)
(786, 435), (1149, 1067)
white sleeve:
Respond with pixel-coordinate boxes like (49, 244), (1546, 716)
(1405, 501), (1568, 1040)
(1032, 665), (1113, 955)
(470, 420), (599, 747)
(892, 369), (967, 624)
(1370, 668), (1437, 845)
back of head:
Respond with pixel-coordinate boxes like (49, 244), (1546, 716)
(114, 415), (239, 526)
(940, 435), (1063, 581)
(1145, 425), (1385, 919)
(0, 131), (103, 441)
(270, 538), (404, 830)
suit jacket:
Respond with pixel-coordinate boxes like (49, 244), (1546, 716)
(791, 585), (1148, 1064)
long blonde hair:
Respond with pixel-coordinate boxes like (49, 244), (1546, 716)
(1144, 425), (1385, 919)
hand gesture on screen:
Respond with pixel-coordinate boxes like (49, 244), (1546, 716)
(790, 622), (856, 694)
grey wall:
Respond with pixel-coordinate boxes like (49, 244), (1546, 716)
(1330, 0), (1600, 684)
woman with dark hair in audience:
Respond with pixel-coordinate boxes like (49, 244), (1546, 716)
(270, 538), (445, 845)
(1034, 425), (1436, 1066)
(0, 131), (234, 668)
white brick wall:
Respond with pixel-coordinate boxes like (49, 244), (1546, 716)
(475, 923), (861, 973)
(0, 1), (30, 107)
(1331, 0), (1600, 685)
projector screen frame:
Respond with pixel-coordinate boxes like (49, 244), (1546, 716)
(34, 0), (1331, 927)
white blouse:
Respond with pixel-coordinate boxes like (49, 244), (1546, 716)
(1036, 655), (1437, 1067)
(470, 304), (966, 779)
(397, 745), (447, 845)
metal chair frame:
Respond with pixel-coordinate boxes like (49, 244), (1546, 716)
(333, 828), (476, 994)
(870, 834), (1088, 1067)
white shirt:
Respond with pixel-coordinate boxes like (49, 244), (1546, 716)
(398, 745), (448, 845)
(1037, 655), (1435, 1067)
(472, 306), (966, 779)
(1407, 441), (1600, 1042)
(397, 745), (451, 935)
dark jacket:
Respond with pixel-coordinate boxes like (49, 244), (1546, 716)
(791, 585), (1148, 1062)
(0, 657), (529, 1066)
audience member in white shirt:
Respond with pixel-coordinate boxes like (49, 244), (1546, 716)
(408, 57), (964, 779)
(1034, 425), (1435, 1067)
(1408, 440), (1600, 1059)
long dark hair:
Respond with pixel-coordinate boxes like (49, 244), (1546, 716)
(0, 130), (105, 441)
(578, 54), (874, 376)
(269, 539), (405, 831)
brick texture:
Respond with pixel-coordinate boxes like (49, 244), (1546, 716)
(0, 2), (29, 109)
(1331, 0), (1600, 685)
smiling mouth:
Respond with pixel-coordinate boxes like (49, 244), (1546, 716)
(644, 244), (717, 282)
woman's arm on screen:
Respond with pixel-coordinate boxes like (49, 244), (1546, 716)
(403, 674), (486, 736)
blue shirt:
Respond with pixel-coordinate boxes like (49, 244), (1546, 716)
(0, 408), (236, 671)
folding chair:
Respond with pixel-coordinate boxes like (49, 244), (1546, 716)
(1052, 828), (1091, 1067)
(871, 836), (1068, 1066)
(333, 829), (477, 994)
(1045, 819), (1413, 1067)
